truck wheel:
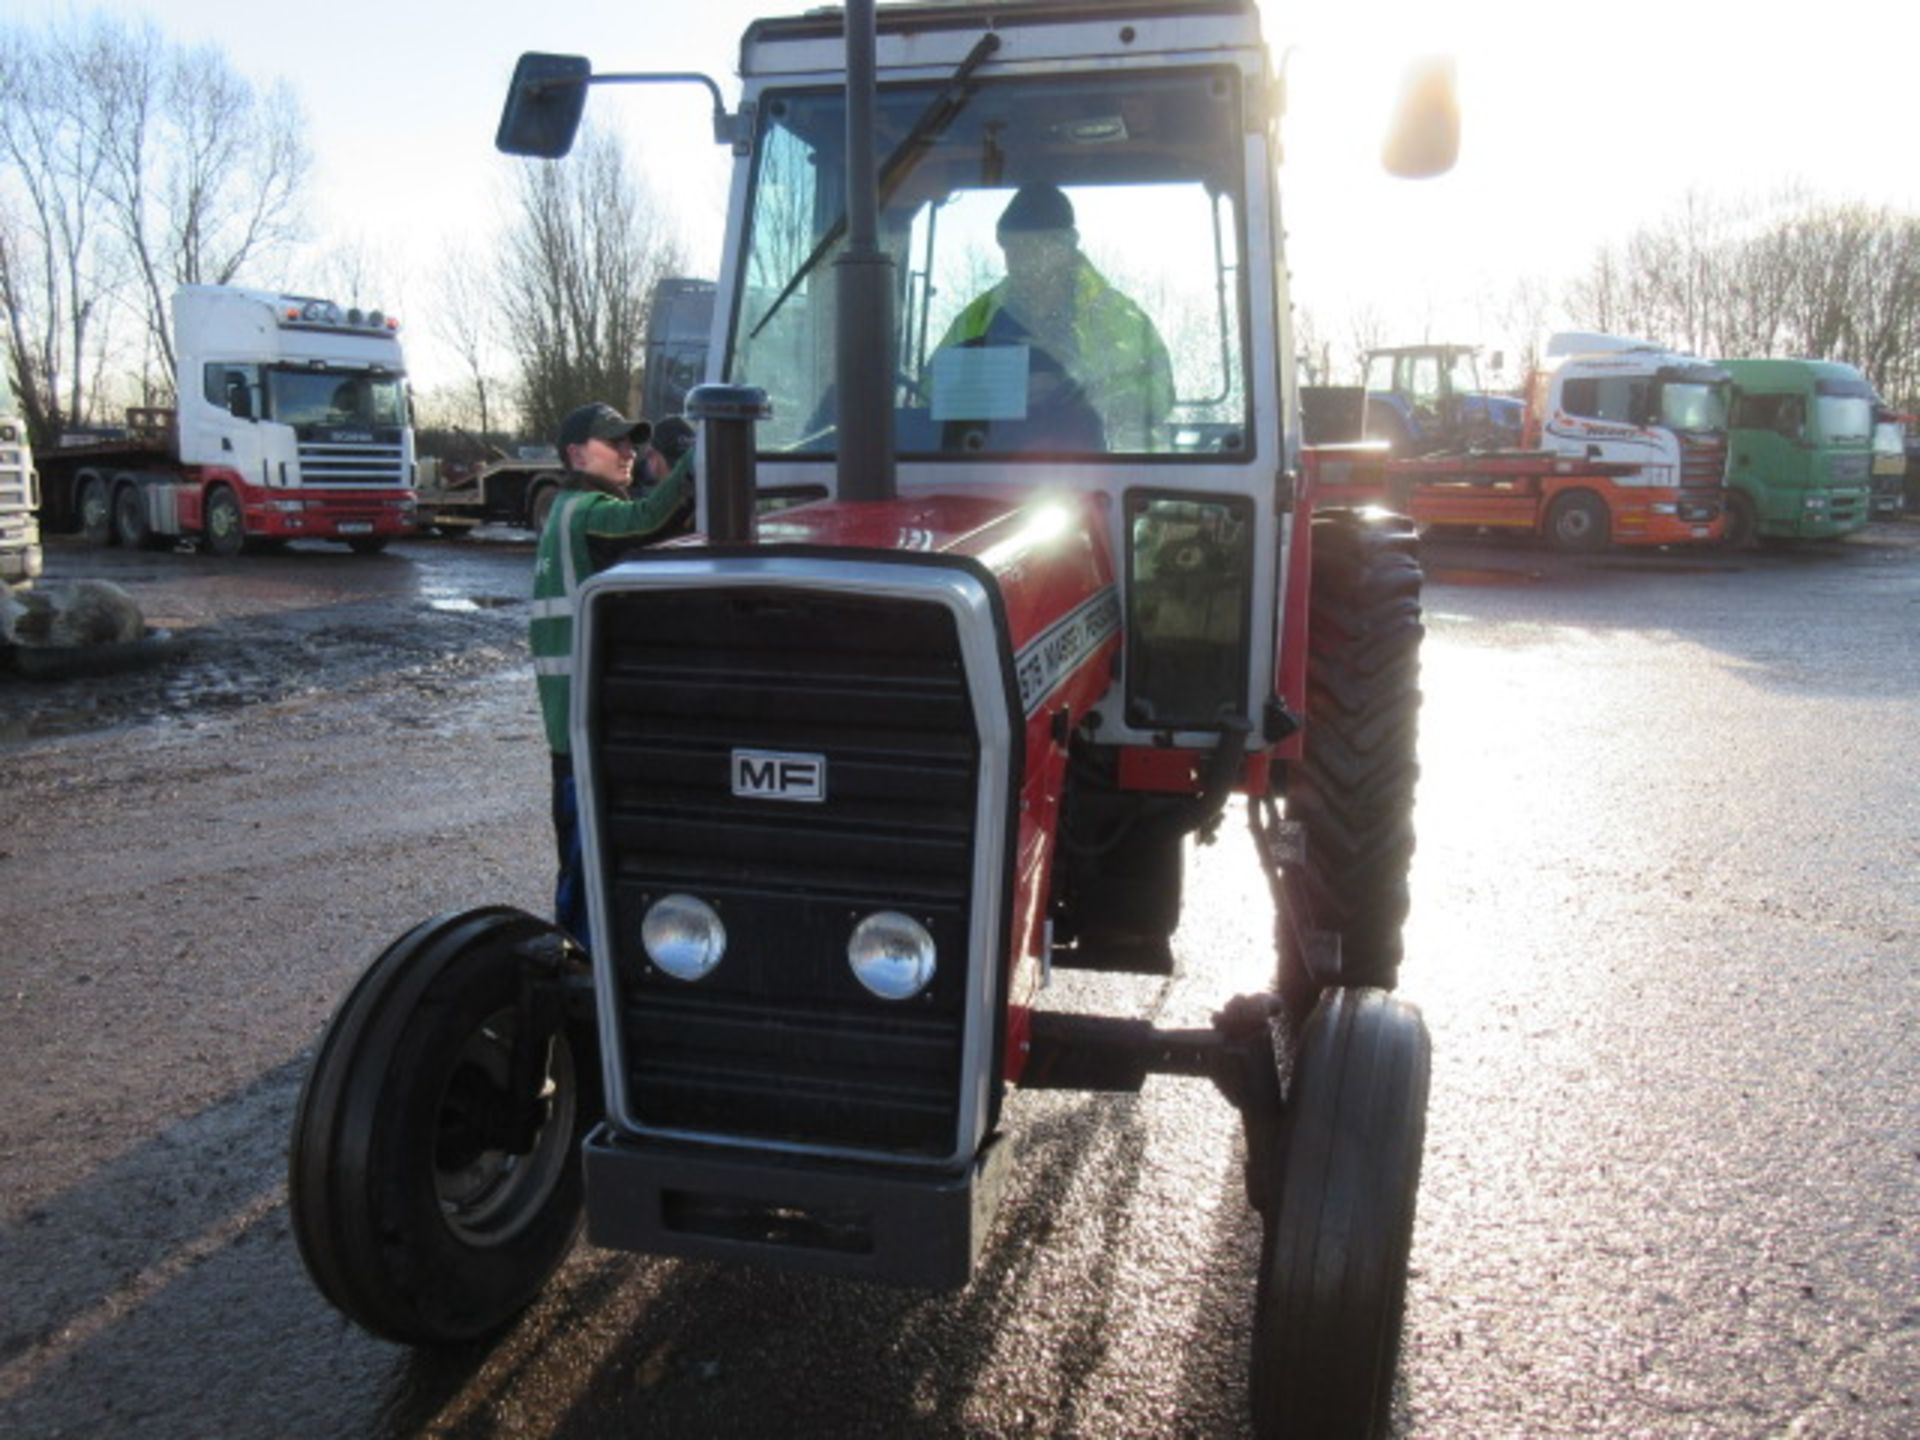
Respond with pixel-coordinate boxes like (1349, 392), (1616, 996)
(1721, 491), (1758, 551)
(112, 480), (153, 549)
(1283, 510), (1421, 995)
(204, 486), (246, 558)
(1250, 987), (1430, 1440)
(528, 482), (558, 534)
(77, 472), (115, 546)
(1544, 489), (1609, 553)
(288, 906), (601, 1346)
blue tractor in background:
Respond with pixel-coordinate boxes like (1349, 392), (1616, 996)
(1362, 343), (1524, 456)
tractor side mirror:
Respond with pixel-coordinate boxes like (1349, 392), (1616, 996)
(497, 52), (591, 158)
(1380, 56), (1459, 179)
(225, 377), (253, 420)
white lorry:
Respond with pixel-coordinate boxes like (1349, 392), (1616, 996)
(0, 415), (39, 583)
(36, 285), (417, 556)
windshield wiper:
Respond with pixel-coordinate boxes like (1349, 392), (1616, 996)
(748, 30), (1001, 341)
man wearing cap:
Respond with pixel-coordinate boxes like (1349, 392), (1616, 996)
(934, 183), (1175, 452)
(531, 401), (693, 948)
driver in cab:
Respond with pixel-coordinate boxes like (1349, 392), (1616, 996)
(931, 183), (1175, 452)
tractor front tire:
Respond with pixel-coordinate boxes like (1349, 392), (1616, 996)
(1250, 987), (1431, 1440)
(288, 906), (601, 1346)
(1283, 510), (1422, 994)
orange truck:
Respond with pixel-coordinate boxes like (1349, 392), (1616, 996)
(1311, 334), (1733, 552)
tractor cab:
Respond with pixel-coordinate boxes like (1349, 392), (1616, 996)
(721, 2), (1281, 751)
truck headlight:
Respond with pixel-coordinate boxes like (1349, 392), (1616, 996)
(641, 894), (726, 981)
(847, 911), (936, 1000)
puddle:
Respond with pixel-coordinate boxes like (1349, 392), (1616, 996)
(1428, 566), (1541, 587)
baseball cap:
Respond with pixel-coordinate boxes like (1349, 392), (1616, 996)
(997, 183), (1075, 236)
(651, 415), (697, 463)
(557, 402), (651, 454)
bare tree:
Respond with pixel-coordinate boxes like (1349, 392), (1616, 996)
(433, 243), (509, 438)
(91, 19), (309, 383)
(497, 124), (687, 441)
(0, 21), (119, 441)
(1564, 191), (1920, 407)
(0, 15), (308, 439)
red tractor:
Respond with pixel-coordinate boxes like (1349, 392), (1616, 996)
(288, 3), (1455, 1434)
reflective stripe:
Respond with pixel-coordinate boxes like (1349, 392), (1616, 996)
(530, 595), (572, 621)
(534, 656), (572, 677)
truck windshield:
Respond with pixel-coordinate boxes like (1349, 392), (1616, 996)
(1659, 381), (1729, 434)
(729, 68), (1251, 459)
(267, 370), (408, 429)
(1814, 392), (1872, 445)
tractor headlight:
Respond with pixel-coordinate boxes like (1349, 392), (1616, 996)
(847, 911), (936, 1000)
(641, 894), (726, 981)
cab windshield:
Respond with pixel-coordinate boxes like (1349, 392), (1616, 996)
(267, 370), (408, 430)
(1659, 380), (1729, 434)
(1814, 392), (1872, 445)
(728, 68), (1251, 459)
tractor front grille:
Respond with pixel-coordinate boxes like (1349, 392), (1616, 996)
(587, 583), (986, 1159)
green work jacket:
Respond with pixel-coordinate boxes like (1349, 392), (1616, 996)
(531, 458), (691, 754)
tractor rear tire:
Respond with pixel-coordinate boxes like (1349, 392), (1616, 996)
(1283, 510), (1422, 994)
(1250, 987), (1431, 1440)
(288, 906), (601, 1346)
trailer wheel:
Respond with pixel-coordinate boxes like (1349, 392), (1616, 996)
(1250, 987), (1430, 1440)
(1544, 489), (1609, 553)
(1283, 509), (1421, 995)
(1722, 491), (1758, 551)
(288, 906), (601, 1346)
(112, 480), (153, 549)
(77, 472), (114, 547)
(204, 486), (246, 558)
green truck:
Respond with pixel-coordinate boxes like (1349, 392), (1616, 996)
(1720, 358), (1875, 546)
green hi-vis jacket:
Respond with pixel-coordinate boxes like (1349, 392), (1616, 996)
(531, 458), (691, 754)
(936, 255), (1176, 451)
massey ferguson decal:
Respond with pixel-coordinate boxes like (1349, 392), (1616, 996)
(1014, 586), (1121, 715)
(732, 749), (827, 802)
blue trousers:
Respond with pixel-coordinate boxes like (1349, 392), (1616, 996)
(550, 752), (591, 953)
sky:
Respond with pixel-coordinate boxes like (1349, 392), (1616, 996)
(13, 0), (1920, 395)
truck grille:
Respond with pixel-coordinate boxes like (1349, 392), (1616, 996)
(1679, 435), (1726, 487)
(587, 585), (984, 1159)
(296, 441), (407, 486)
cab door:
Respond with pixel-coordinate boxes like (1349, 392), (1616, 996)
(1728, 389), (1810, 521)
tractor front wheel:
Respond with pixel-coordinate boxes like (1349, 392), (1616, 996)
(288, 906), (601, 1345)
(1250, 987), (1431, 1440)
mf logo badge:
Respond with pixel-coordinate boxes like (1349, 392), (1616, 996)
(732, 748), (827, 803)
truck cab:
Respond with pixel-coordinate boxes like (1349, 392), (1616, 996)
(1719, 357), (1875, 545)
(1870, 405), (1908, 519)
(176, 285), (413, 504)
(0, 415), (40, 584)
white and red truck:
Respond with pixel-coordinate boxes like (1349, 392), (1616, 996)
(1316, 332), (1732, 551)
(36, 285), (417, 556)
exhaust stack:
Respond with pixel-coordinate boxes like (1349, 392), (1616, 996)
(833, 0), (897, 504)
